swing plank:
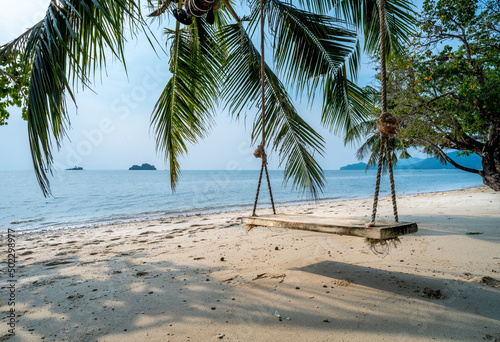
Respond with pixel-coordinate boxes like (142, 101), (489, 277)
(241, 214), (417, 240)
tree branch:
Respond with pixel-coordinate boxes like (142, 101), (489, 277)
(418, 138), (482, 174)
(0, 69), (18, 82)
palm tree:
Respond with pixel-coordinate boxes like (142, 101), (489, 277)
(0, 0), (415, 197)
(343, 86), (412, 172)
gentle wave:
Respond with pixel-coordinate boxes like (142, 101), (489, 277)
(0, 170), (483, 233)
(10, 218), (44, 225)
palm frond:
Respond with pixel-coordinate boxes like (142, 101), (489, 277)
(321, 65), (374, 135)
(0, 0), (145, 196)
(151, 17), (221, 190)
(265, 0), (359, 97)
(221, 23), (326, 198)
(294, 0), (334, 13)
(362, 135), (407, 172)
(334, 0), (416, 58)
(357, 133), (379, 160)
(344, 118), (377, 146)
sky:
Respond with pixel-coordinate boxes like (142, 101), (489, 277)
(0, 0), (385, 173)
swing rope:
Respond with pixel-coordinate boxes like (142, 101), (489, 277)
(368, 0), (399, 226)
(252, 0), (276, 216)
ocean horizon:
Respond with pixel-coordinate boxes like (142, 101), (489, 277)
(1, 169), (483, 233)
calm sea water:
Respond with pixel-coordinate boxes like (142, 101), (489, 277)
(0, 169), (483, 232)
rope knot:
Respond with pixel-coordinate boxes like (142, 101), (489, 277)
(377, 112), (398, 137)
(253, 144), (267, 163)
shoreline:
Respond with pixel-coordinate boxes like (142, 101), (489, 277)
(6, 185), (485, 236)
(2, 186), (499, 342)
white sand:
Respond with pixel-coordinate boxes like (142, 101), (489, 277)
(1, 186), (499, 341)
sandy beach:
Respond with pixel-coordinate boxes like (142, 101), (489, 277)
(1, 186), (499, 341)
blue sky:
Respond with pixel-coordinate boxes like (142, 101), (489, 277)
(0, 1), (387, 172)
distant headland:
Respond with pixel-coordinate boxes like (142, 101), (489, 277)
(129, 163), (157, 170)
(340, 152), (481, 170)
(66, 166), (83, 170)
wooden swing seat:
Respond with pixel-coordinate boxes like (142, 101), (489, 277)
(241, 214), (417, 240)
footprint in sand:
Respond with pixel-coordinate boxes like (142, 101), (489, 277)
(43, 259), (74, 267)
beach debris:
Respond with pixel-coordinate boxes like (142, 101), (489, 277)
(217, 333), (225, 339)
(252, 273), (286, 282)
(286, 317), (291, 321)
(177, 245), (182, 248)
(275, 310), (282, 321)
(222, 276), (237, 283)
(211, 307), (216, 310)
(480, 276), (500, 288)
(335, 279), (353, 287)
(466, 232), (483, 235)
(193, 257), (205, 260)
(275, 246), (279, 250)
(295, 286), (300, 290)
(67, 294), (84, 300)
(43, 259), (74, 267)
(365, 237), (401, 255)
(419, 287), (444, 299)
(483, 334), (500, 341)
(323, 319), (330, 323)
(220, 257), (225, 261)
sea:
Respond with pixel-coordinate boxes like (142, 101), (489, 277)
(0, 169), (483, 233)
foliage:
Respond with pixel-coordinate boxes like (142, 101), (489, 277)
(382, 0), (500, 189)
(0, 55), (29, 125)
(0, 0), (416, 197)
(0, 0), (145, 195)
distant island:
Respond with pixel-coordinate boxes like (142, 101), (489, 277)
(66, 166), (83, 170)
(340, 152), (482, 171)
(129, 163), (157, 170)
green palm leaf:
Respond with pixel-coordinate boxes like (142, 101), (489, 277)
(334, 0), (416, 57)
(0, 0), (145, 196)
(321, 65), (374, 135)
(221, 23), (326, 198)
(151, 17), (221, 190)
(260, 0), (373, 141)
(265, 0), (359, 96)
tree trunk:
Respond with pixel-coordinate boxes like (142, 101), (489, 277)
(481, 154), (500, 191)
